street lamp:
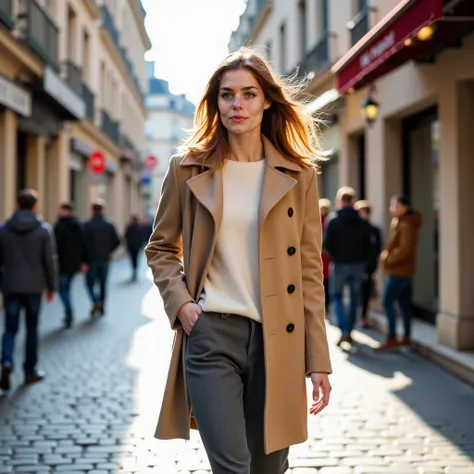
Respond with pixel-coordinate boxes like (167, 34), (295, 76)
(361, 95), (380, 126)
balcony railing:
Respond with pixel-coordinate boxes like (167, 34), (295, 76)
(61, 61), (83, 96)
(101, 109), (120, 144)
(82, 83), (95, 123)
(300, 32), (332, 78)
(0, 0), (13, 29)
(17, 0), (59, 70)
(100, 5), (144, 99)
(348, 7), (370, 46)
(101, 4), (120, 50)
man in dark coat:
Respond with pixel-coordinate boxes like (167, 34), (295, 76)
(355, 200), (382, 328)
(54, 203), (88, 328)
(125, 215), (144, 281)
(323, 187), (372, 346)
(0, 189), (57, 391)
(83, 200), (120, 317)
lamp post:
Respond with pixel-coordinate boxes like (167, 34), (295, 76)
(361, 95), (380, 126)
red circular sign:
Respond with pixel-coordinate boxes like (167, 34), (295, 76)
(89, 150), (106, 174)
(145, 155), (158, 170)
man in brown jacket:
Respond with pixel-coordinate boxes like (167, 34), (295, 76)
(377, 195), (422, 350)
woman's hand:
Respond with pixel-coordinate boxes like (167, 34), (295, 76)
(309, 372), (331, 415)
(177, 302), (202, 335)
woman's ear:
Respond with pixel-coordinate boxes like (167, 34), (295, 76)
(264, 100), (272, 110)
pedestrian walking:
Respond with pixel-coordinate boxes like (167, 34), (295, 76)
(0, 189), (57, 391)
(124, 215), (143, 281)
(354, 200), (382, 328)
(377, 195), (422, 350)
(83, 200), (120, 317)
(323, 186), (371, 346)
(319, 198), (332, 316)
(54, 203), (88, 328)
(145, 47), (332, 474)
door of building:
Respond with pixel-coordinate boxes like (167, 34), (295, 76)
(402, 107), (439, 324)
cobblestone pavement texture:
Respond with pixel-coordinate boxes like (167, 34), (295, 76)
(1, 258), (473, 474)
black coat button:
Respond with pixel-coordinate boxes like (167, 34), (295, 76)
(287, 284), (295, 294)
(287, 246), (296, 256)
(286, 323), (295, 333)
(288, 207), (294, 217)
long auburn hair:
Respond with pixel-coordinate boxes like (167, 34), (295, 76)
(179, 47), (326, 169)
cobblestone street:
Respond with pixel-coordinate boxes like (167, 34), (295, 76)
(0, 258), (473, 474)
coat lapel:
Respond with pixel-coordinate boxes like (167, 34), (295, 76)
(258, 137), (299, 231)
(184, 167), (223, 235)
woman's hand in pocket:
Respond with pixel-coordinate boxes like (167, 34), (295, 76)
(177, 302), (202, 335)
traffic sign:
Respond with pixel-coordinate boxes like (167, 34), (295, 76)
(89, 150), (106, 174)
(145, 155), (158, 170)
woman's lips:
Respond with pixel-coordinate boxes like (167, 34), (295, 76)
(230, 116), (247, 122)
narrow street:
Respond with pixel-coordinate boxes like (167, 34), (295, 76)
(0, 258), (473, 474)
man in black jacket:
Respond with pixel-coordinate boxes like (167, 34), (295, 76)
(0, 189), (57, 391)
(125, 215), (144, 281)
(355, 200), (382, 328)
(323, 187), (371, 346)
(54, 203), (88, 328)
(83, 200), (120, 317)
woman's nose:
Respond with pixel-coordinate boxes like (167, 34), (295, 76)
(232, 96), (242, 108)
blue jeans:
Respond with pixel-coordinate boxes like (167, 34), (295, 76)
(382, 276), (412, 339)
(85, 262), (109, 308)
(58, 274), (74, 319)
(330, 263), (365, 336)
(1, 293), (42, 374)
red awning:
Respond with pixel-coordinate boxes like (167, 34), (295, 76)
(332, 0), (474, 94)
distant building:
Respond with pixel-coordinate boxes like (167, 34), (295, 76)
(145, 62), (195, 214)
(0, 0), (151, 229)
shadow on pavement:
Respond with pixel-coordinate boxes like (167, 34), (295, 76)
(332, 318), (474, 463)
(0, 257), (167, 473)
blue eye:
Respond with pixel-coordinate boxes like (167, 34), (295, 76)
(221, 93), (233, 100)
(245, 92), (256, 98)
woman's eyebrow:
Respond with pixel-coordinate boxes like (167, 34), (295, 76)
(219, 86), (258, 91)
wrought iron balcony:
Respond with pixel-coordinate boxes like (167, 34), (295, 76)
(300, 32), (333, 78)
(61, 61), (83, 96)
(0, 0), (13, 29)
(17, 0), (59, 70)
(82, 83), (95, 123)
(101, 109), (120, 144)
(348, 7), (370, 46)
(101, 4), (119, 49)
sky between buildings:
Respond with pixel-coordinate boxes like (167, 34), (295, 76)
(142, 0), (247, 105)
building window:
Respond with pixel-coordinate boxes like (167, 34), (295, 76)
(171, 119), (180, 141)
(298, 1), (307, 57)
(83, 30), (90, 83)
(67, 6), (77, 62)
(266, 40), (272, 61)
(279, 22), (286, 73)
(320, 0), (329, 33)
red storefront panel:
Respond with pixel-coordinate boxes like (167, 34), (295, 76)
(332, 0), (444, 94)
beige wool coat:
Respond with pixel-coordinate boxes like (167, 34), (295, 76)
(145, 136), (332, 454)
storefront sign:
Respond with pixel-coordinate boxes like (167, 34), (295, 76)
(89, 150), (106, 174)
(332, 0), (444, 93)
(359, 31), (395, 69)
(0, 75), (32, 117)
(145, 155), (159, 170)
(43, 67), (85, 120)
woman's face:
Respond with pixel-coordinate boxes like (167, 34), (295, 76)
(218, 68), (271, 136)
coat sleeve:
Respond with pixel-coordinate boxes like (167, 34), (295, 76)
(384, 221), (416, 269)
(301, 169), (332, 375)
(322, 218), (335, 258)
(42, 224), (58, 292)
(145, 157), (194, 330)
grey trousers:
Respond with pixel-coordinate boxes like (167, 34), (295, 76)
(186, 311), (289, 474)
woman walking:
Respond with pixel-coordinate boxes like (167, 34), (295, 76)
(145, 47), (332, 474)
